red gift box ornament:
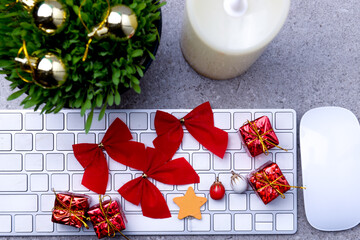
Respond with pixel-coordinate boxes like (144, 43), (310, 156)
(248, 162), (305, 204)
(118, 147), (200, 219)
(72, 118), (145, 194)
(52, 192), (90, 228)
(153, 102), (228, 159)
(88, 195), (129, 239)
(239, 116), (287, 157)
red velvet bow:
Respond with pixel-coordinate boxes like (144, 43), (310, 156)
(72, 118), (144, 194)
(153, 102), (228, 159)
(118, 147), (200, 219)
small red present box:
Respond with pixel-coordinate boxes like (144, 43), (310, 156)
(239, 116), (280, 157)
(52, 192), (90, 228)
(248, 161), (290, 205)
(88, 198), (127, 239)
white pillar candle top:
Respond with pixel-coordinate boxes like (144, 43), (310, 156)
(186, 0), (290, 55)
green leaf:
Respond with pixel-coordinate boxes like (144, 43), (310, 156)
(131, 76), (140, 85)
(112, 67), (121, 85)
(131, 49), (143, 58)
(96, 94), (103, 107)
(7, 88), (27, 101)
(133, 84), (141, 94)
(136, 66), (144, 77)
(99, 103), (107, 120)
(114, 90), (121, 105)
(85, 109), (93, 133)
(107, 93), (114, 106)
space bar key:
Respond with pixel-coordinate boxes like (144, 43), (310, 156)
(0, 195), (38, 212)
(125, 215), (184, 232)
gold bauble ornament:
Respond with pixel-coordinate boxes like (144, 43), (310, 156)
(88, 4), (138, 40)
(15, 52), (67, 89)
(32, 0), (68, 34)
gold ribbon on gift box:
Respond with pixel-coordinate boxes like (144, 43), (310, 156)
(96, 195), (130, 240)
(244, 120), (288, 155)
(255, 172), (306, 199)
(52, 190), (91, 229)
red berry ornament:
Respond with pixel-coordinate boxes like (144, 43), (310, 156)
(210, 177), (225, 200)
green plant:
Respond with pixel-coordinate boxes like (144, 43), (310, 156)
(0, 0), (165, 132)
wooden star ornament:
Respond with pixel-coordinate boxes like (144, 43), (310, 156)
(173, 187), (207, 220)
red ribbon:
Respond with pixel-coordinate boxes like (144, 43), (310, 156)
(153, 102), (228, 159)
(118, 147), (200, 219)
(72, 118), (145, 194)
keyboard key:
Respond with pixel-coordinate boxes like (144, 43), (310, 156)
(234, 153), (252, 170)
(129, 112), (148, 130)
(177, 183), (195, 191)
(227, 132), (242, 150)
(166, 193), (183, 211)
(255, 112), (273, 125)
(72, 174), (88, 192)
(114, 173), (132, 190)
(0, 174), (27, 191)
(56, 133), (75, 151)
(198, 173), (215, 191)
(0, 113), (22, 131)
(255, 222), (273, 231)
(46, 153), (64, 171)
(188, 214), (210, 231)
(125, 201), (142, 212)
(229, 194), (247, 211)
(57, 224), (80, 232)
(254, 153), (273, 169)
(150, 112), (156, 130)
(275, 152), (294, 170)
(234, 112), (252, 130)
(67, 153), (83, 171)
(125, 215), (184, 232)
(255, 214), (273, 222)
(0, 195), (37, 212)
(36, 215), (54, 232)
(51, 174), (69, 191)
(77, 133), (96, 144)
(25, 113), (43, 130)
(182, 133), (200, 150)
(276, 132), (293, 150)
(109, 156), (127, 171)
(218, 173), (232, 191)
(213, 153), (231, 170)
(140, 133), (156, 147)
(234, 214), (252, 231)
(89, 113), (106, 130)
(214, 112), (231, 130)
(192, 153), (211, 170)
(41, 194), (55, 212)
(25, 154), (43, 171)
(46, 113), (64, 130)
(276, 213), (294, 231)
(275, 112), (294, 130)
(14, 215), (33, 232)
(30, 174), (48, 192)
(250, 193), (294, 211)
(109, 112), (127, 125)
(0, 134), (11, 151)
(214, 214), (232, 231)
(0, 154), (22, 171)
(14, 133), (33, 151)
(156, 181), (174, 191)
(173, 153), (190, 162)
(67, 113), (85, 130)
(208, 195), (226, 211)
(35, 133), (54, 151)
(0, 215), (11, 232)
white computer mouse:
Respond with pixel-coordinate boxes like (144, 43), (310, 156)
(300, 107), (360, 231)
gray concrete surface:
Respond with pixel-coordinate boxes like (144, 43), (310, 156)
(1, 0), (360, 239)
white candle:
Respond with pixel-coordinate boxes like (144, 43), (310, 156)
(180, 0), (290, 80)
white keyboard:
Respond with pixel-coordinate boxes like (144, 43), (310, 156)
(0, 108), (297, 236)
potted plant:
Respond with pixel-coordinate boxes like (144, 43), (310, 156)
(0, 0), (164, 132)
